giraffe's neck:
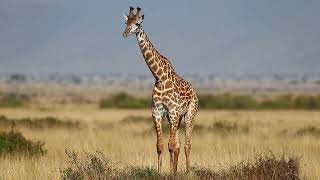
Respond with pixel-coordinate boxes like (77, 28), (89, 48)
(136, 28), (173, 82)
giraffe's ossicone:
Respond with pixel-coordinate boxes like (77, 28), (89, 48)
(122, 7), (198, 174)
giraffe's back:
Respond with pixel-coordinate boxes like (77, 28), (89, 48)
(152, 72), (196, 118)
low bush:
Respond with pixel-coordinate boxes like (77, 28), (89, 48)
(127, 166), (162, 180)
(260, 95), (294, 109)
(293, 95), (320, 109)
(0, 130), (46, 157)
(198, 94), (258, 109)
(99, 92), (151, 109)
(192, 153), (300, 180)
(0, 93), (30, 108)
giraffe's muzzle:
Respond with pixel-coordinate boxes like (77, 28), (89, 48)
(123, 31), (129, 38)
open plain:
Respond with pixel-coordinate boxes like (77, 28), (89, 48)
(0, 103), (319, 179)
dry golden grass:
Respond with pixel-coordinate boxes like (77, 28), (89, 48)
(0, 105), (319, 179)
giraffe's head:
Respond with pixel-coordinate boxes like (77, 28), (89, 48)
(122, 7), (144, 38)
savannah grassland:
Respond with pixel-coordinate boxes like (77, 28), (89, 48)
(0, 96), (319, 179)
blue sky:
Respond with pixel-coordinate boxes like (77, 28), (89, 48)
(0, 0), (319, 75)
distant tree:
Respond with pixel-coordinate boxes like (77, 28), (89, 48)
(9, 74), (26, 82)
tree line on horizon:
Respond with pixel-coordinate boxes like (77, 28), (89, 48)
(99, 92), (320, 110)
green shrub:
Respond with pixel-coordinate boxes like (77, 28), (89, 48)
(128, 166), (162, 180)
(231, 95), (258, 109)
(100, 93), (151, 109)
(0, 130), (46, 157)
(0, 93), (30, 108)
(192, 153), (300, 180)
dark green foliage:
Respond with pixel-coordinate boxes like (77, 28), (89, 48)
(61, 151), (300, 180)
(199, 93), (320, 110)
(293, 95), (320, 109)
(99, 92), (151, 109)
(0, 115), (80, 129)
(100, 92), (320, 109)
(296, 126), (320, 137)
(0, 130), (46, 157)
(0, 93), (30, 108)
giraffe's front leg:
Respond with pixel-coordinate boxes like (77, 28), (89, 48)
(152, 108), (163, 172)
(168, 113), (180, 174)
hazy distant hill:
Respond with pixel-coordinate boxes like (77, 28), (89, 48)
(0, 73), (320, 96)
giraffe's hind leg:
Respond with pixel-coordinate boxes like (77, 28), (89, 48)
(152, 108), (164, 172)
(184, 98), (198, 173)
(173, 118), (182, 174)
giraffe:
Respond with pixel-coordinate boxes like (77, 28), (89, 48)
(122, 7), (198, 174)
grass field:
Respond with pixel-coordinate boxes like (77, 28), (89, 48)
(0, 104), (319, 179)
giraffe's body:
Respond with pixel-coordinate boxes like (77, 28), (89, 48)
(123, 7), (198, 174)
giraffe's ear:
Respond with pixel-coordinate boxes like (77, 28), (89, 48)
(123, 14), (128, 22)
(137, 14), (144, 24)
